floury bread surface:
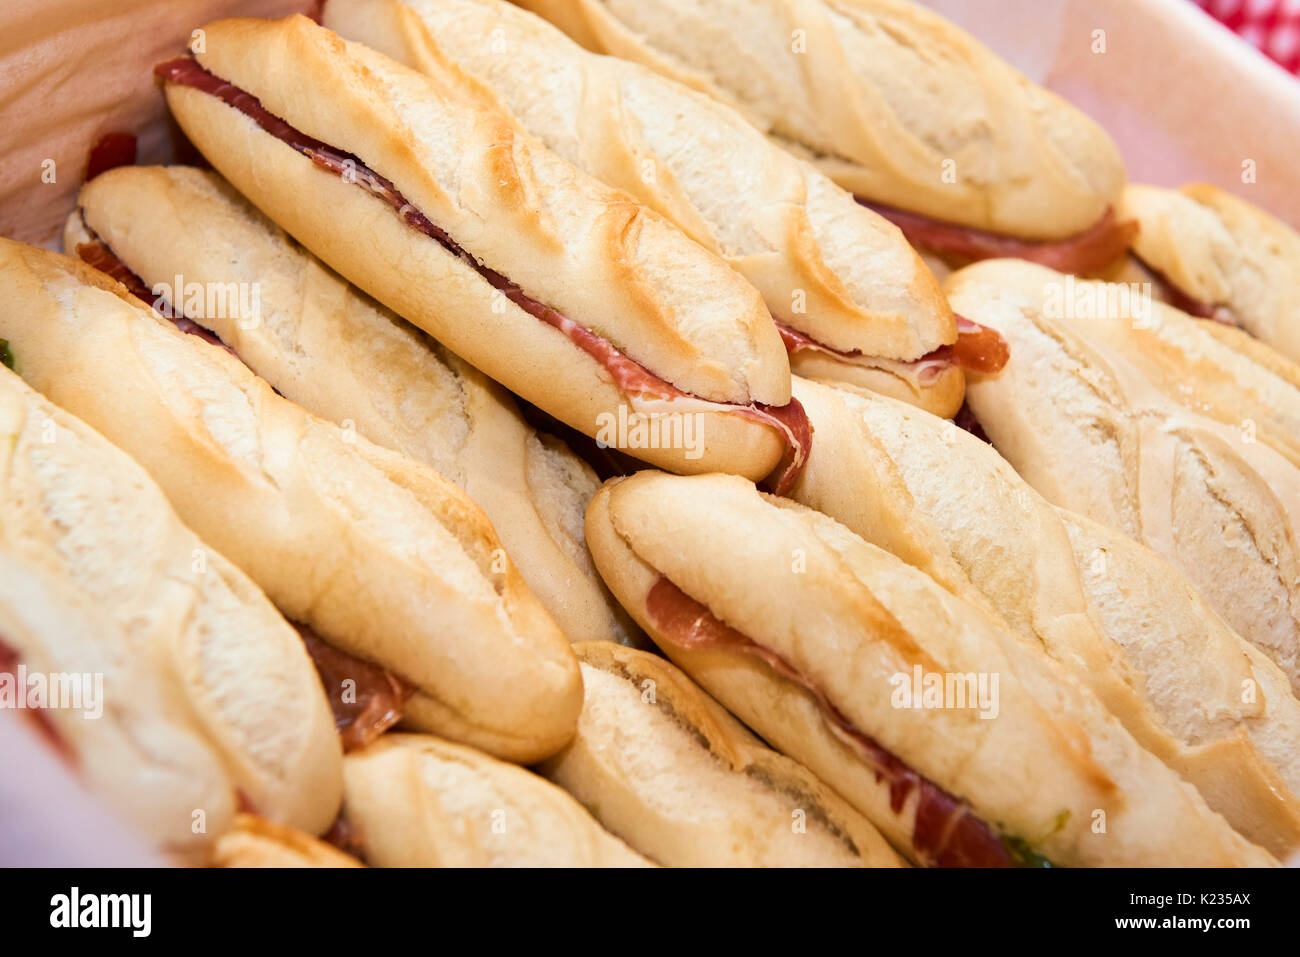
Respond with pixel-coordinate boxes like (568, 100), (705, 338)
(0, 238), (582, 764)
(948, 259), (1300, 702)
(325, 0), (964, 415)
(0, 369), (342, 861)
(69, 164), (636, 646)
(788, 377), (1300, 857)
(514, 0), (1126, 240)
(161, 14), (795, 480)
(539, 641), (904, 866)
(584, 471), (1277, 866)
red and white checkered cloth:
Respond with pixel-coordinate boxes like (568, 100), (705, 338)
(1195, 0), (1300, 73)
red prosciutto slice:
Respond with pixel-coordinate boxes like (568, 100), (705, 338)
(863, 202), (1137, 275)
(296, 625), (411, 752)
(644, 575), (1033, 867)
(85, 132), (137, 182)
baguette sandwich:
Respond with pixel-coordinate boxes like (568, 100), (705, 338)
(0, 237), (582, 764)
(515, 0), (1133, 273)
(67, 163), (636, 646)
(325, 0), (1012, 418)
(947, 259), (1300, 700)
(789, 377), (1300, 856)
(157, 14), (812, 492)
(538, 640), (903, 866)
(340, 733), (653, 866)
(1109, 183), (1300, 364)
(0, 367), (342, 863)
(584, 470), (1276, 866)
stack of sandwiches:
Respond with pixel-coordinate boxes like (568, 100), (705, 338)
(2, 0), (1298, 868)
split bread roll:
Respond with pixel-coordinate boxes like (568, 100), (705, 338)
(789, 377), (1300, 857)
(585, 471), (1276, 866)
(0, 370), (342, 862)
(947, 259), (1300, 700)
(0, 238), (582, 765)
(68, 164), (636, 647)
(212, 815), (364, 868)
(160, 14), (804, 485)
(326, 0), (965, 417)
(341, 733), (653, 866)
(1118, 183), (1300, 364)
(515, 0), (1125, 243)
(538, 640), (904, 866)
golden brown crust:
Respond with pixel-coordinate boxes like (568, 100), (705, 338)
(0, 237), (582, 764)
(341, 734), (654, 866)
(585, 471), (1276, 866)
(159, 15), (793, 479)
(162, 79), (784, 480)
(538, 641), (903, 866)
(516, 0), (1126, 240)
(326, 0), (954, 365)
(70, 164), (637, 646)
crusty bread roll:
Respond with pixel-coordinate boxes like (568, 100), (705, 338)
(1119, 183), (1300, 363)
(0, 238), (582, 764)
(1056, 509), (1300, 857)
(789, 376), (1300, 856)
(68, 164), (636, 646)
(515, 0), (1125, 241)
(0, 370), (342, 861)
(1028, 269), (1300, 473)
(538, 641), (903, 866)
(325, 0), (963, 416)
(341, 733), (653, 866)
(948, 259), (1300, 701)
(160, 14), (797, 481)
(969, 262), (1300, 470)
(212, 815), (364, 868)
(0, 548), (236, 865)
(585, 471), (1276, 866)
(951, 261), (1300, 696)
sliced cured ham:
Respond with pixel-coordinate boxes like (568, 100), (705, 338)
(644, 575), (1048, 867)
(863, 202), (1136, 275)
(156, 57), (813, 494)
